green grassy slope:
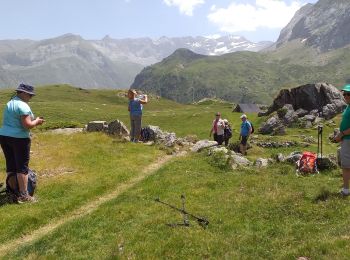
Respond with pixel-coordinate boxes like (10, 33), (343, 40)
(132, 44), (350, 104)
(0, 85), (347, 259)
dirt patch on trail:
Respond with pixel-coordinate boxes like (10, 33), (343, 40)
(48, 128), (84, 135)
(0, 151), (187, 258)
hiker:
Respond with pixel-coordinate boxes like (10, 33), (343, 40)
(333, 84), (350, 196)
(239, 114), (252, 155)
(209, 112), (225, 145)
(223, 119), (232, 146)
(0, 84), (45, 203)
(128, 89), (148, 142)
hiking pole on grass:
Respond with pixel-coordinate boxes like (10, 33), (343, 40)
(155, 195), (209, 229)
(317, 125), (323, 159)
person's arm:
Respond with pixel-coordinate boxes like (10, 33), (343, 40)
(140, 95), (148, 104)
(334, 128), (350, 142)
(21, 115), (44, 129)
(209, 121), (214, 137)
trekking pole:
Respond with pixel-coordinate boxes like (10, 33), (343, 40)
(317, 125), (323, 159)
(155, 197), (209, 228)
(181, 194), (190, 226)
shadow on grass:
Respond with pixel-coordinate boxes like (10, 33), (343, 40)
(0, 183), (11, 207)
(313, 188), (349, 203)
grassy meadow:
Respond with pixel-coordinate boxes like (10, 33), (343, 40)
(0, 84), (348, 259)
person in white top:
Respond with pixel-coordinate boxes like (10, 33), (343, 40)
(209, 112), (225, 145)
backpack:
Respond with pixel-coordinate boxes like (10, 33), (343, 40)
(224, 126), (232, 139)
(140, 127), (150, 142)
(248, 121), (254, 134)
(6, 169), (37, 199)
(297, 152), (318, 174)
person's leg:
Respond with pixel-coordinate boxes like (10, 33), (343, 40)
(13, 138), (33, 200)
(130, 115), (135, 142)
(342, 168), (350, 195)
(213, 133), (218, 143)
(217, 135), (223, 145)
(240, 136), (248, 155)
(340, 140), (350, 195)
(0, 136), (18, 193)
(134, 115), (142, 142)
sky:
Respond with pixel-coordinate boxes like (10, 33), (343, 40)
(0, 0), (318, 42)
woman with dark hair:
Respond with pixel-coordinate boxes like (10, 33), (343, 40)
(0, 84), (45, 203)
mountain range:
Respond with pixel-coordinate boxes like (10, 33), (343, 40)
(132, 0), (350, 104)
(0, 34), (271, 89)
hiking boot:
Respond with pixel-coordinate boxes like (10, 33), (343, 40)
(17, 195), (37, 204)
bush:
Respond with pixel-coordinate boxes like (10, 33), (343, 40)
(277, 107), (288, 118)
(207, 151), (231, 170)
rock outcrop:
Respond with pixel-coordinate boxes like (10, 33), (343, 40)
(259, 83), (346, 135)
(261, 83), (345, 118)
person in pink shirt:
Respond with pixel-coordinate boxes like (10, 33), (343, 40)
(209, 112), (225, 145)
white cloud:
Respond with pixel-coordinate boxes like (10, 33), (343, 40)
(163, 0), (205, 16)
(208, 0), (306, 32)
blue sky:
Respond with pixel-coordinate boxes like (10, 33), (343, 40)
(0, 0), (318, 42)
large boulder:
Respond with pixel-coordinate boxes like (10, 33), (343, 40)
(259, 115), (285, 135)
(86, 121), (108, 132)
(191, 140), (218, 152)
(107, 120), (129, 137)
(263, 83), (346, 118)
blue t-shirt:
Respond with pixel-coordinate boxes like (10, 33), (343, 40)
(240, 120), (252, 137)
(129, 98), (143, 116)
(0, 96), (34, 138)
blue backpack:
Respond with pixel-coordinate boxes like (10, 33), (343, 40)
(6, 169), (37, 198)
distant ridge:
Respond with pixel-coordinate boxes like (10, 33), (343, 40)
(0, 34), (271, 89)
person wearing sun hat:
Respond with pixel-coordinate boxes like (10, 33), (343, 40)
(0, 83), (45, 203)
(334, 83), (350, 196)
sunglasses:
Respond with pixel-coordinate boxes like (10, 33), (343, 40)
(343, 92), (350, 97)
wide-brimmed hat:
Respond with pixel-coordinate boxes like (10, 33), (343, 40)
(342, 84), (350, 92)
(240, 114), (247, 119)
(16, 83), (35, 96)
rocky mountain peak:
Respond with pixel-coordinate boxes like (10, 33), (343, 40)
(275, 0), (350, 51)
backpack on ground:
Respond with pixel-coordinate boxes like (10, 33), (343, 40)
(140, 127), (151, 142)
(297, 152), (318, 175)
(5, 169), (37, 201)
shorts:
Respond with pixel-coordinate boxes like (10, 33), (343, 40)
(240, 136), (248, 145)
(340, 139), (350, 169)
(214, 134), (224, 145)
(0, 135), (31, 174)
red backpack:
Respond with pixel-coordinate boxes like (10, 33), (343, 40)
(297, 152), (318, 174)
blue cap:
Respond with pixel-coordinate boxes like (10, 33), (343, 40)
(16, 83), (35, 96)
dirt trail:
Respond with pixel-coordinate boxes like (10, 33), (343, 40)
(0, 151), (187, 257)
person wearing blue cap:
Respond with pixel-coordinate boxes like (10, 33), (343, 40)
(0, 84), (45, 203)
(239, 114), (252, 155)
(333, 84), (350, 196)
